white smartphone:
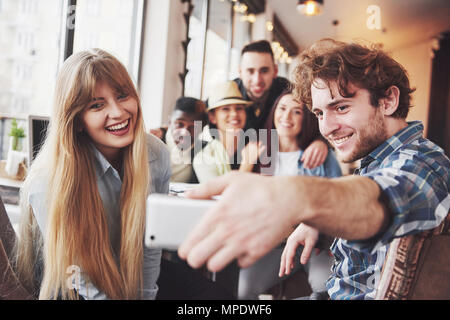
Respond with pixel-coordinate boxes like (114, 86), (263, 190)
(145, 193), (216, 249)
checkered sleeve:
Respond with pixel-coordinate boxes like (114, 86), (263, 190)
(347, 150), (450, 254)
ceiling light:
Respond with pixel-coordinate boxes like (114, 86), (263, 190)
(297, 0), (323, 16)
(241, 13), (256, 23)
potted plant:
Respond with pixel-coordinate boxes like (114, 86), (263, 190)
(3, 118), (27, 178)
(9, 118), (26, 151)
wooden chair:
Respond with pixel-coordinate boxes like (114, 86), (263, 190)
(267, 214), (450, 300)
(0, 196), (34, 300)
(376, 212), (450, 300)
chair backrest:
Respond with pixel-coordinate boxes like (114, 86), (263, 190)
(376, 212), (450, 300)
(0, 196), (35, 300)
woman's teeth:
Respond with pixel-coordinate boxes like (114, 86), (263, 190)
(280, 122), (292, 128)
(106, 119), (129, 131)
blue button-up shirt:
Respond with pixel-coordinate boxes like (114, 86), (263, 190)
(326, 121), (450, 299)
(297, 148), (342, 178)
(29, 134), (171, 299)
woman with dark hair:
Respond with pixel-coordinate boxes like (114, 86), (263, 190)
(240, 89), (341, 177)
(263, 90), (341, 177)
(238, 90), (342, 300)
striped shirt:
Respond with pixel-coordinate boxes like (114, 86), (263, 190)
(326, 121), (450, 299)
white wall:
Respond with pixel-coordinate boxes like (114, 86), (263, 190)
(139, 0), (186, 130)
(139, 2), (435, 136)
(251, 2), (275, 42)
(391, 39), (435, 136)
(285, 39), (435, 136)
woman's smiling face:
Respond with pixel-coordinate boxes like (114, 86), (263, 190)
(274, 94), (303, 139)
(209, 104), (247, 134)
(80, 81), (138, 162)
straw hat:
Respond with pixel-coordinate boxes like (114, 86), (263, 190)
(207, 81), (252, 111)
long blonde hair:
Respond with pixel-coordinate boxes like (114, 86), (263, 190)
(14, 49), (150, 299)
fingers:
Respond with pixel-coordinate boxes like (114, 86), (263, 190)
(301, 148), (317, 169)
(300, 239), (314, 265)
(279, 242), (297, 277)
(185, 173), (235, 199)
(279, 248), (290, 277)
(242, 142), (266, 164)
(178, 207), (248, 272)
(238, 250), (266, 270)
(302, 147), (326, 169)
(301, 139), (329, 169)
(178, 206), (221, 263)
(278, 249), (287, 277)
(258, 143), (266, 157)
(315, 149), (327, 168)
(207, 242), (244, 272)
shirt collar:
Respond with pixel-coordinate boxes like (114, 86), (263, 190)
(90, 143), (122, 181)
(359, 121), (424, 169)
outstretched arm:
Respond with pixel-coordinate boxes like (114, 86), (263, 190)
(178, 172), (389, 272)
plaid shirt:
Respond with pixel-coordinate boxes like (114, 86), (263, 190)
(326, 121), (450, 299)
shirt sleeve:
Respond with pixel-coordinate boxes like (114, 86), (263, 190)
(158, 147), (171, 194)
(323, 150), (342, 178)
(193, 151), (220, 183)
(192, 143), (231, 183)
(142, 135), (170, 299)
(347, 155), (449, 254)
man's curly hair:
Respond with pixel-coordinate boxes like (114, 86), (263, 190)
(293, 39), (415, 118)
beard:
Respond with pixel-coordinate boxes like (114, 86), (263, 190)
(337, 110), (388, 163)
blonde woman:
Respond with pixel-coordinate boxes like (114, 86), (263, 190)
(14, 49), (170, 300)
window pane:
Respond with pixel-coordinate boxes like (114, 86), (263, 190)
(73, 0), (143, 82)
(229, 8), (252, 80)
(201, 0), (232, 100)
(184, 0), (205, 99)
(0, 0), (63, 117)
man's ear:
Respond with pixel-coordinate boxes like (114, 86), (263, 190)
(273, 63), (278, 78)
(379, 85), (400, 116)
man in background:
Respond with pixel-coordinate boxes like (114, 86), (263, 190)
(153, 97), (207, 183)
(235, 40), (328, 169)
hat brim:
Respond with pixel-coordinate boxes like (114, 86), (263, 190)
(207, 98), (252, 111)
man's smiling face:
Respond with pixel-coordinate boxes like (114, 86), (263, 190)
(239, 52), (278, 100)
(311, 79), (388, 163)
